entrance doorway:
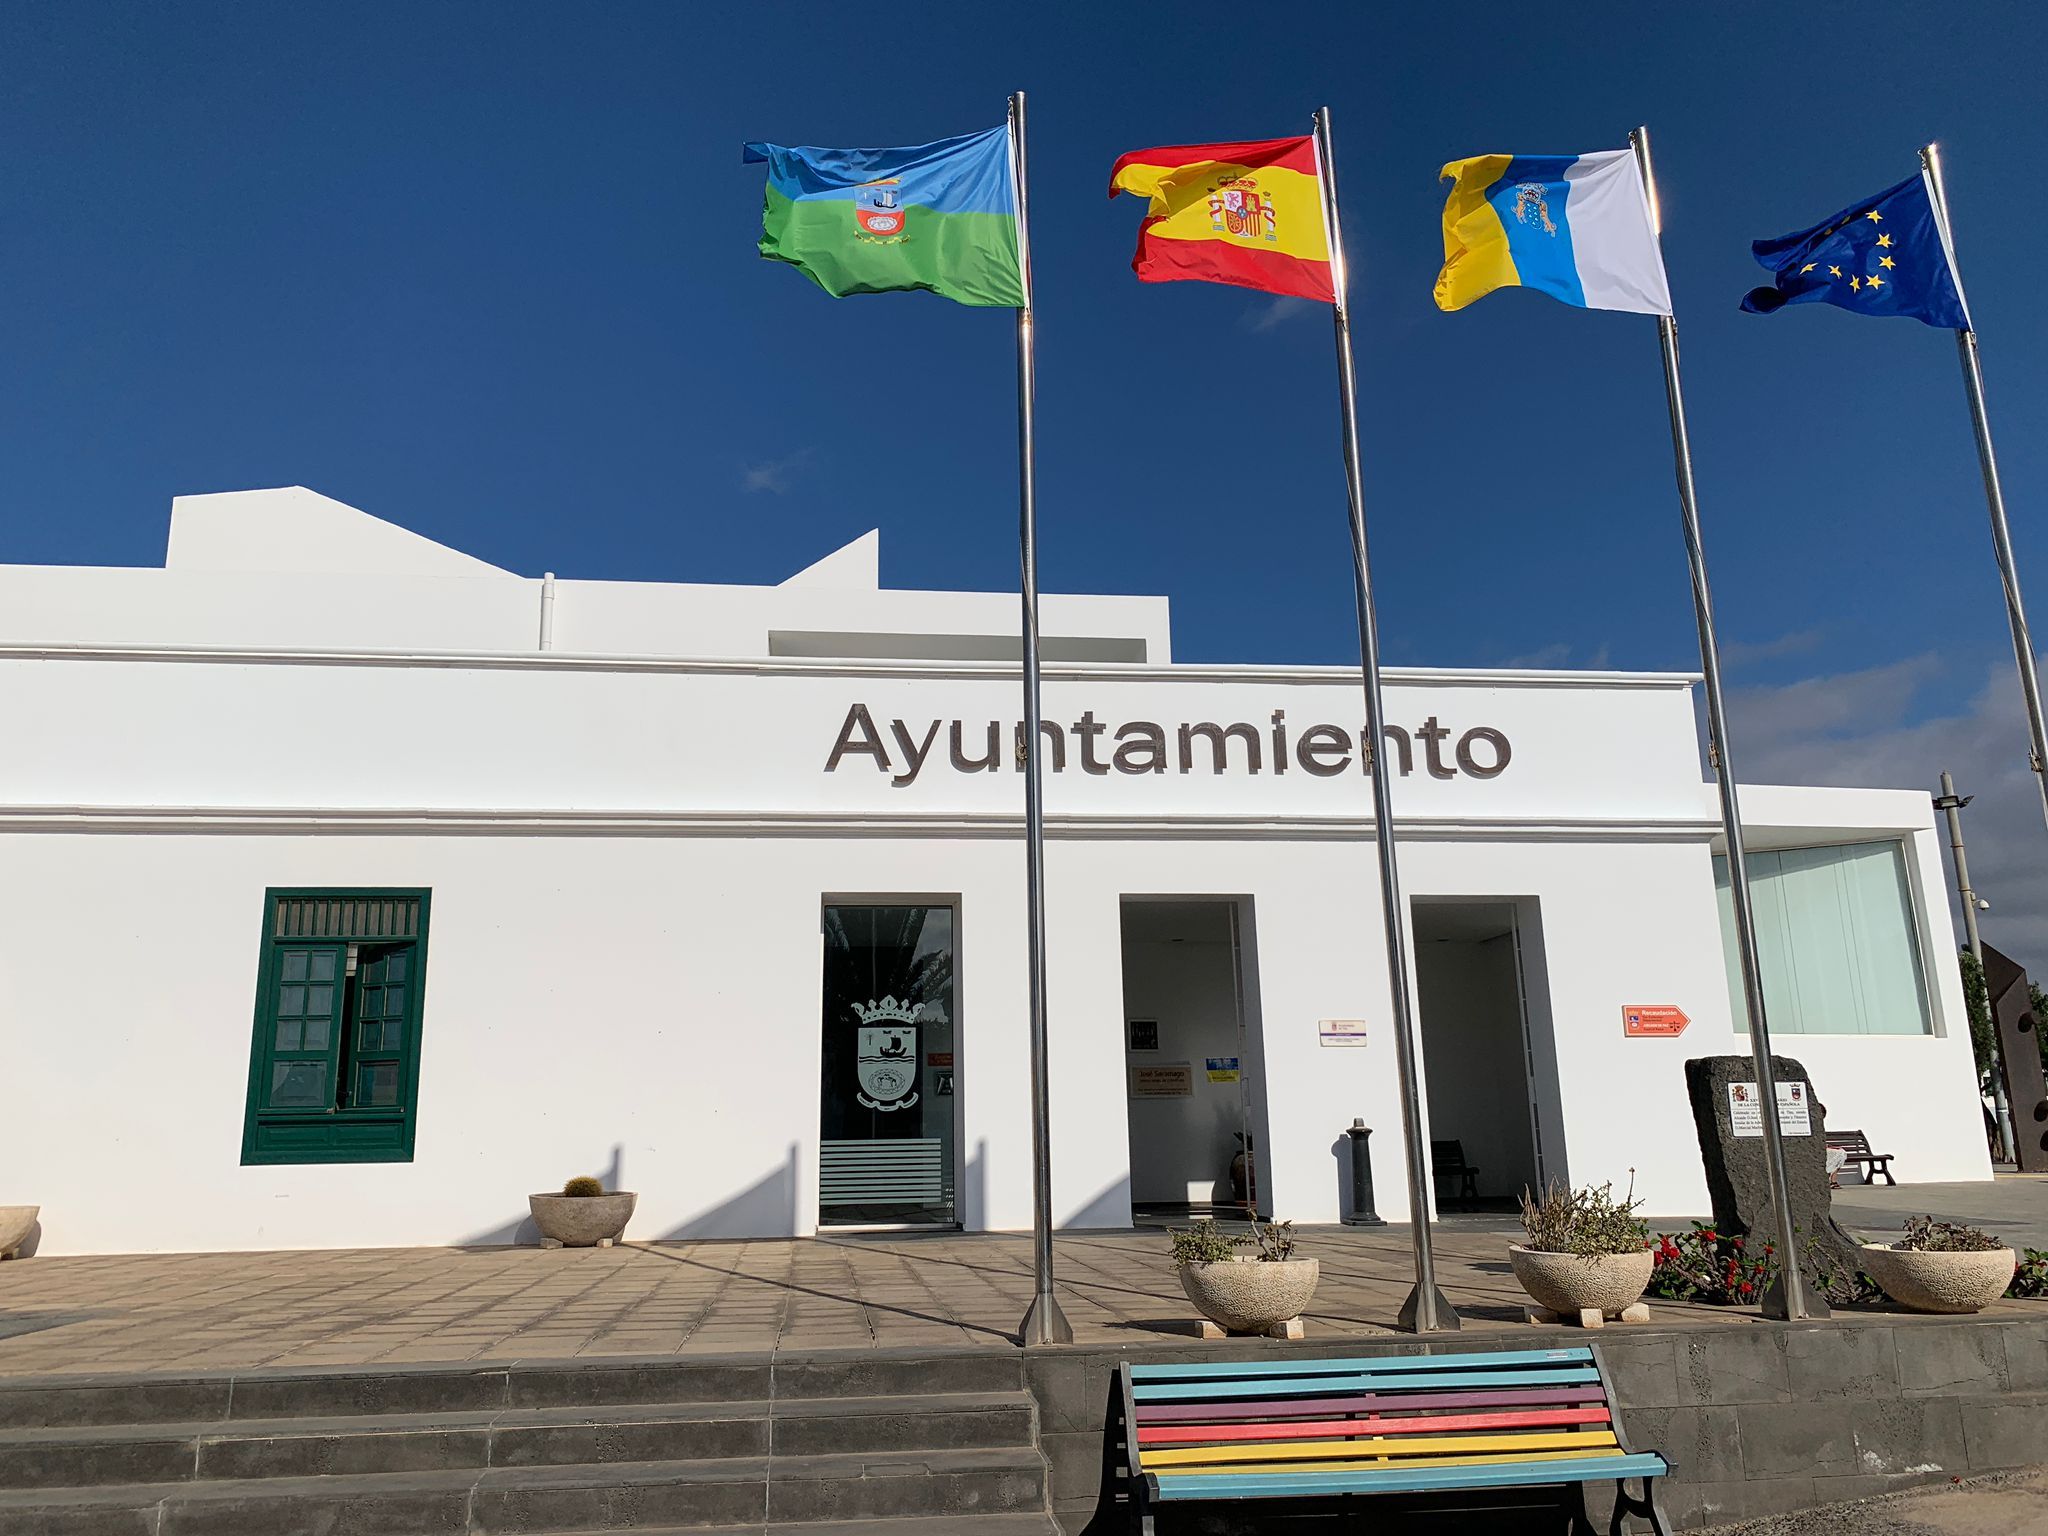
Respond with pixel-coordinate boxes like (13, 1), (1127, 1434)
(1119, 898), (1265, 1222)
(1411, 898), (1561, 1211)
(818, 903), (959, 1227)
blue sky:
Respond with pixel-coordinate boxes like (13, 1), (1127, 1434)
(6, 2), (2048, 947)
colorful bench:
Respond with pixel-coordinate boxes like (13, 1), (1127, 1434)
(1120, 1345), (1671, 1533)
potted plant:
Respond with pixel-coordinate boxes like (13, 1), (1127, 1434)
(528, 1176), (637, 1249)
(1860, 1216), (2016, 1314)
(1171, 1219), (1319, 1336)
(1510, 1178), (1654, 1324)
(0, 1206), (37, 1260)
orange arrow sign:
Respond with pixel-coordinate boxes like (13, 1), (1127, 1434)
(1622, 1005), (1690, 1038)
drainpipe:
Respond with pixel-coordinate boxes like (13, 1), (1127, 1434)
(538, 572), (556, 652)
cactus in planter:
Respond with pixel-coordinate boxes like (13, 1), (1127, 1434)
(561, 1176), (605, 1198)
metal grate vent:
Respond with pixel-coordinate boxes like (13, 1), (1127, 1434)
(274, 896), (421, 942)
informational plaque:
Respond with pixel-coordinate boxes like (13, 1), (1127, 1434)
(1130, 1062), (1194, 1098)
(1727, 1080), (1813, 1138)
(1319, 1019), (1368, 1048)
(1205, 1056), (1240, 1083)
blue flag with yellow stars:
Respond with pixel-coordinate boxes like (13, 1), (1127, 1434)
(1741, 172), (1968, 328)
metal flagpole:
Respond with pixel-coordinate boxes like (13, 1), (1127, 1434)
(1934, 771), (2013, 1160)
(1010, 89), (1071, 1348)
(1921, 143), (2048, 837)
(1629, 127), (1817, 1321)
(1312, 105), (1458, 1333)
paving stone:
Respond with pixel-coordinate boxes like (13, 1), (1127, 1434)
(1675, 1330), (1791, 1405)
(1781, 1321), (1899, 1399)
(1961, 1393), (2048, 1470)
(1893, 1320), (2011, 1395)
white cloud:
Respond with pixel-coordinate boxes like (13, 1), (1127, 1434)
(1503, 641), (1611, 669)
(741, 447), (815, 495)
(1241, 296), (1314, 334)
(1721, 627), (1825, 669)
(1727, 654), (2048, 961)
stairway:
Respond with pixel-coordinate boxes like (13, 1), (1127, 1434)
(0, 1348), (1055, 1534)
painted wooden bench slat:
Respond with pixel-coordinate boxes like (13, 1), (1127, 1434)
(1120, 1345), (1671, 1534)
(1156, 1446), (1626, 1480)
(1133, 1383), (1610, 1422)
(1148, 1451), (1668, 1500)
(1137, 1405), (1613, 1445)
(1128, 1346), (1592, 1381)
(1142, 1427), (1622, 1468)
(1133, 1364), (1601, 1400)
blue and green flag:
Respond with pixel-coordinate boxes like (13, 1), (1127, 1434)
(742, 126), (1024, 307)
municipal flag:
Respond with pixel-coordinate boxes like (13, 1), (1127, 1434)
(1107, 136), (1333, 302)
(1434, 150), (1670, 316)
(1740, 172), (1967, 328)
(742, 126), (1024, 307)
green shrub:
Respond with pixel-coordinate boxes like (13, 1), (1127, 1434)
(1894, 1215), (2003, 1253)
(1169, 1218), (1299, 1265)
(1519, 1177), (1649, 1258)
(561, 1176), (605, 1198)
(2007, 1248), (2048, 1298)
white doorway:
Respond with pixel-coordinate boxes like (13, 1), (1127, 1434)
(1119, 898), (1265, 1221)
(1412, 898), (1562, 1210)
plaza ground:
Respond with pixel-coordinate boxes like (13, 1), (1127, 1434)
(0, 1179), (2041, 1376)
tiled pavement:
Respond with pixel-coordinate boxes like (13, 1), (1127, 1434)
(8, 1219), (2024, 1379)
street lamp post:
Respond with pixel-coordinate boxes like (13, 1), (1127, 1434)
(1935, 771), (2015, 1163)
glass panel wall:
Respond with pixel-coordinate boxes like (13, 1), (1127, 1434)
(819, 905), (958, 1226)
(1713, 840), (1932, 1036)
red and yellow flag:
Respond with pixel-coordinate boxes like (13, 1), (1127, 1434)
(1108, 136), (1333, 302)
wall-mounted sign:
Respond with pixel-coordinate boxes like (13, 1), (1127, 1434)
(1128, 1018), (1159, 1052)
(1319, 1019), (1368, 1048)
(1622, 1005), (1690, 1038)
(934, 1071), (954, 1096)
(1131, 1062), (1194, 1098)
(926, 1052), (954, 1067)
(1206, 1056), (1241, 1083)
(1728, 1080), (1812, 1138)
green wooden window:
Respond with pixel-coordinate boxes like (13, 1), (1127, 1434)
(241, 889), (432, 1165)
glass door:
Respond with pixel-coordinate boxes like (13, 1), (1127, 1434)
(819, 904), (958, 1227)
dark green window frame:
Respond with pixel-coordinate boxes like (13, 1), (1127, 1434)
(241, 888), (432, 1165)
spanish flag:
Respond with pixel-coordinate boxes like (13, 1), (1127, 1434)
(1108, 136), (1333, 302)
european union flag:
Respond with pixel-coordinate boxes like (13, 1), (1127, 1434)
(1741, 172), (1968, 328)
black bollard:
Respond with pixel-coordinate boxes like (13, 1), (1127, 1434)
(1343, 1120), (1385, 1226)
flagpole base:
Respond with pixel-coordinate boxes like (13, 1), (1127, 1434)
(1760, 1272), (1828, 1322)
(1397, 1285), (1464, 1334)
(1019, 1291), (1073, 1346)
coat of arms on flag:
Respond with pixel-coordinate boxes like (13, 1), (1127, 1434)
(854, 180), (906, 241)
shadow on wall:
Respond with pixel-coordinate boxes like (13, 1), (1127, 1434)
(1060, 1175), (1133, 1231)
(455, 1141), (631, 1248)
(960, 1139), (988, 1231)
(655, 1143), (800, 1241)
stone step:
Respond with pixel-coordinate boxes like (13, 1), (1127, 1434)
(0, 1348), (1027, 1428)
(0, 1390), (1038, 1488)
(0, 1445), (1049, 1535)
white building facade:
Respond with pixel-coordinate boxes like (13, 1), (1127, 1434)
(0, 489), (1991, 1255)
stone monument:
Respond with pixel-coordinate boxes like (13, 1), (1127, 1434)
(1685, 1054), (1863, 1309)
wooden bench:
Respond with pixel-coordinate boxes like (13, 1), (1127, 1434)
(1120, 1345), (1671, 1534)
(1827, 1129), (1897, 1185)
(1430, 1139), (1480, 1204)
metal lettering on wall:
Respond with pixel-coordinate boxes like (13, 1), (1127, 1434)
(825, 702), (1512, 784)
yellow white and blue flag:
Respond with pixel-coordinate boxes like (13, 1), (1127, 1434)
(1434, 149), (1670, 316)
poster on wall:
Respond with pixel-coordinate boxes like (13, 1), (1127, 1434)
(1205, 1057), (1241, 1083)
(1130, 1062), (1194, 1098)
(1727, 1080), (1812, 1138)
(1319, 1019), (1368, 1047)
(1128, 1018), (1159, 1052)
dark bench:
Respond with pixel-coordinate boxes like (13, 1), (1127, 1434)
(1430, 1139), (1479, 1204)
(1827, 1129), (1897, 1185)
(1120, 1345), (1670, 1534)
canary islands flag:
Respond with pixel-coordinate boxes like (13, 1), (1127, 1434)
(1434, 149), (1670, 316)
(742, 126), (1024, 307)
(1740, 172), (1967, 328)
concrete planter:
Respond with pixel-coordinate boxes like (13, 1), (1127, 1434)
(0, 1206), (37, 1259)
(1509, 1244), (1654, 1316)
(528, 1192), (637, 1249)
(1177, 1257), (1320, 1333)
(1861, 1244), (2016, 1314)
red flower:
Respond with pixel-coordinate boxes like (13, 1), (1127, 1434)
(1739, 1282), (1755, 1296)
